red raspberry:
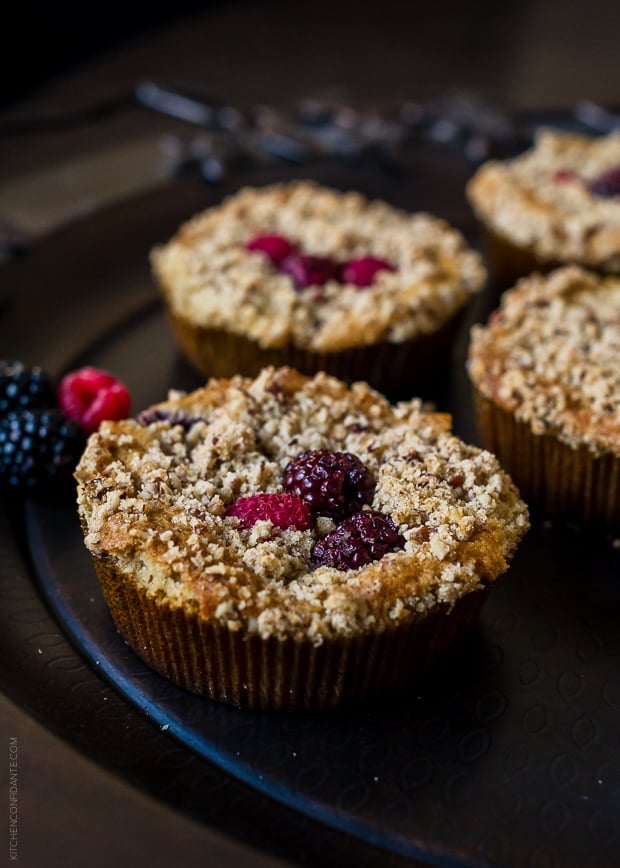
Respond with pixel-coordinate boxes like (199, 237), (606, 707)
(226, 492), (313, 530)
(58, 367), (131, 434)
(312, 509), (405, 570)
(553, 169), (579, 184)
(245, 233), (296, 264)
(341, 256), (395, 288)
(280, 253), (340, 289)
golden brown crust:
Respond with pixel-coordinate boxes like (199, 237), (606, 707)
(76, 367), (529, 645)
(467, 130), (620, 273)
(468, 266), (620, 458)
(151, 180), (486, 353)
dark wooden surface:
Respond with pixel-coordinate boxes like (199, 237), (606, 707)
(1, 0), (619, 182)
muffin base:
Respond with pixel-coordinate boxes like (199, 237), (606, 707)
(480, 227), (562, 291)
(472, 388), (620, 529)
(166, 305), (463, 401)
(93, 555), (490, 712)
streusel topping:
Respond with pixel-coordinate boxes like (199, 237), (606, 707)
(468, 266), (620, 456)
(76, 368), (528, 643)
(151, 181), (486, 352)
(467, 130), (620, 271)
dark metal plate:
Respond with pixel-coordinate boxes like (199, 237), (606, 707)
(1, 148), (619, 868)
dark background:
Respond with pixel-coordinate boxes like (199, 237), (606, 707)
(3, 0), (619, 112)
(2, 2), (207, 107)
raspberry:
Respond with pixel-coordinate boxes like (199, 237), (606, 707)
(0, 409), (85, 491)
(226, 492), (313, 530)
(283, 449), (374, 520)
(280, 253), (340, 289)
(58, 367), (131, 434)
(341, 256), (395, 288)
(312, 509), (405, 570)
(245, 233), (296, 264)
(0, 360), (55, 415)
(246, 235), (395, 291)
(553, 169), (579, 184)
(589, 165), (620, 198)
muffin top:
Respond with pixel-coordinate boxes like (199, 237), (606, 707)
(468, 266), (620, 456)
(75, 367), (528, 643)
(467, 130), (620, 271)
(151, 181), (486, 352)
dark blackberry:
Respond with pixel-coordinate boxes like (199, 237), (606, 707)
(589, 165), (620, 198)
(283, 449), (374, 520)
(312, 509), (405, 571)
(136, 408), (204, 430)
(0, 360), (55, 415)
(280, 253), (340, 290)
(0, 409), (86, 491)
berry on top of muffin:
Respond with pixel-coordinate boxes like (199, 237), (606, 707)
(467, 130), (620, 273)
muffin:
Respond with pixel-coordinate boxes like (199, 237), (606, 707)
(467, 129), (620, 287)
(75, 367), (528, 711)
(150, 180), (486, 398)
(467, 266), (620, 529)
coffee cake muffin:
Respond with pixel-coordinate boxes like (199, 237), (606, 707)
(468, 266), (620, 528)
(150, 181), (486, 398)
(467, 130), (620, 287)
(75, 367), (528, 711)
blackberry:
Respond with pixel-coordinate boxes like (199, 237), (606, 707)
(0, 409), (85, 491)
(312, 509), (405, 571)
(0, 360), (55, 415)
(136, 408), (203, 430)
(283, 449), (374, 520)
(589, 165), (620, 198)
(280, 253), (340, 290)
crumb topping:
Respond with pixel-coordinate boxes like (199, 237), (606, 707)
(151, 181), (486, 352)
(75, 367), (528, 642)
(467, 130), (620, 270)
(468, 266), (620, 455)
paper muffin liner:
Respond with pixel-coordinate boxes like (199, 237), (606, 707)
(480, 226), (620, 292)
(479, 227), (562, 291)
(472, 387), (620, 529)
(166, 305), (462, 401)
(93, 556), (490, 712)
